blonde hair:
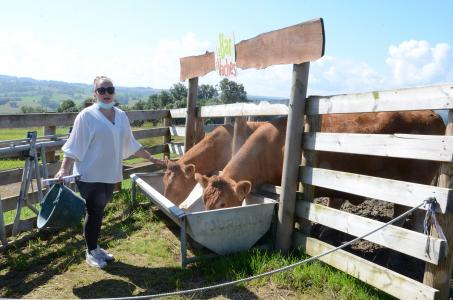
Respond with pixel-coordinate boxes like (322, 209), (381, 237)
(93, 76), (113, 91)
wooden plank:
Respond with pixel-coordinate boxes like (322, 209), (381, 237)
(304, 132), (453, 162)
(43, 126), (56, 162)
(168, 143), (185, 156)
(180, 18), (324, 80)
(236, 18), (324, 69)
(143, 144), (167, 155)
(0, 197), (6, 245)
(423, 109), (453, 298)
(162, 117), (171, 160)
(0, 161), (61, 186)
(123, 162), (164, 177)
(0, 110), (168, 128)
(1, 190), (42, 213)
(295, 200), (445, 264)
(4, 217), (36, 237)
(0, 113), (78, 128)
(276, 62), (310, 253)
(169, 108), (186, 118)
(180, 52), (215, 81)
(299, 166), (450, 213)
(306, 83), (453, 115)
(200, 102), (288, 118)
(169, 126), (186, 137)
(293, 232), (438, 300)
(132, 128), (168, 140)
(126, 110), (169, 123)
(184, 77), (198, 152)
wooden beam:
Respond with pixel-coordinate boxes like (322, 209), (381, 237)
(276, 62), (310, 253)
(168, 143), (185, 156)
(199, 102), (288, 118)
(300, 166), (450, 213)
(293, 232), (438, 300)
(162, 117), (171, 160)
(169, 126), (186, 137)
(184, 77), (199, 152)
(232, 117), (248, 156)
(180, 18), (324, 80)
(304, 132), (453, 162)
(0, 110), (169, 128)
(143, 145), (167, 156)
(0, 161), (61, 186)
(296, 200), (445, 264)
(132, 128), (168, 140)
(43, 126), (56, 162)
(306, 83), (453, 115)
(424, 109), (453, 299)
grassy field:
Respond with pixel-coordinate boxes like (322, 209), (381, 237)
(0, 188), (390, 299)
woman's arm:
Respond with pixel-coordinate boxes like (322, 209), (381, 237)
(54, 157), (75, 179)
(134, 148), (165, 165)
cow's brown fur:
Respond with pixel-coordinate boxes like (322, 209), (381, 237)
(163, 122), (264, 205)
(196, 111), (445, 210)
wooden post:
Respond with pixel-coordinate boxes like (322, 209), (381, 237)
(423, 110), (453, 299)
(163, 116), (171, 160)
(44, 126), (56, 162)
(0, 196), (7, 246)
(232, 117), (247, 156)
(297, 115), (321, 235)
(275, 62), (310, 253)
(184, 77), (198, 152)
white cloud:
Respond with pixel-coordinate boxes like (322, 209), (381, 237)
(0, 32), (451, 98)
(386, 40), (451, 86)
(308, 56), (384, 95)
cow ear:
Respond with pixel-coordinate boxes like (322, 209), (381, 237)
(182, 164), (196, 179)
(235, 181), (252, 199)
(194, 173), (209, 188)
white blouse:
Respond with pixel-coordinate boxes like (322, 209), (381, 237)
(62, 105), (142, 183)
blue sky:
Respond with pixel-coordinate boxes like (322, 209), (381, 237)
(1, 0), (452, 97)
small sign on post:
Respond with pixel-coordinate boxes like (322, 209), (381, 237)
(215, 33), (237, 77)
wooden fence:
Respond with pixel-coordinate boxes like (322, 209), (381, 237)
(167, 83), (453, 299)
(0, 110), (170, 243)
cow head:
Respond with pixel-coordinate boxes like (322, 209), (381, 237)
(194, 173), (252, 210)
(163, 159), (196, 205)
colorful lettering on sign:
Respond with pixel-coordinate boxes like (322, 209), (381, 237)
(216, 32), (237, 77)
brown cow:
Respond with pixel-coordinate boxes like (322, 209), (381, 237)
(195, 111), (445, 211)
(163, 121), (263, 205)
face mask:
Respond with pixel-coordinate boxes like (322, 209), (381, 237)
(96, 100), (115, 110)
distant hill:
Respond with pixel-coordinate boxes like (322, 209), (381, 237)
(0, 75), (159, 114)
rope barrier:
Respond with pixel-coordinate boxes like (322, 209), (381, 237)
(88, 197), (437, 300)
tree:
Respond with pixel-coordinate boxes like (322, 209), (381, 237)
(198, 84), (218, 100)
(20, 105), (45, 113)
(218, 78), (247, 104)
(57, 99), (78, 112)
(169, 83), (187, 102)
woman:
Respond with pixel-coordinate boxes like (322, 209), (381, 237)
(55, 76), (164, 268)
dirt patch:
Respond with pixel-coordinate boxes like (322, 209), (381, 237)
(310, 197), (425, 281)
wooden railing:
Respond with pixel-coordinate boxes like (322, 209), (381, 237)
(0, 109), (170, 243)
(166, 83), (453, 299)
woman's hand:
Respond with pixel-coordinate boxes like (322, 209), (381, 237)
(54, 168), (69, 182)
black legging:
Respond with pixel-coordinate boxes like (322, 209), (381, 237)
(76, 181), (115, 251)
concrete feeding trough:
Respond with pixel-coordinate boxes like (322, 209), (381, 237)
(130, 172), (278, 267)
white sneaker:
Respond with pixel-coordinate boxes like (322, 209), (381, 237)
(95, 245), (115, 262)
(86, 249), (107, 268)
